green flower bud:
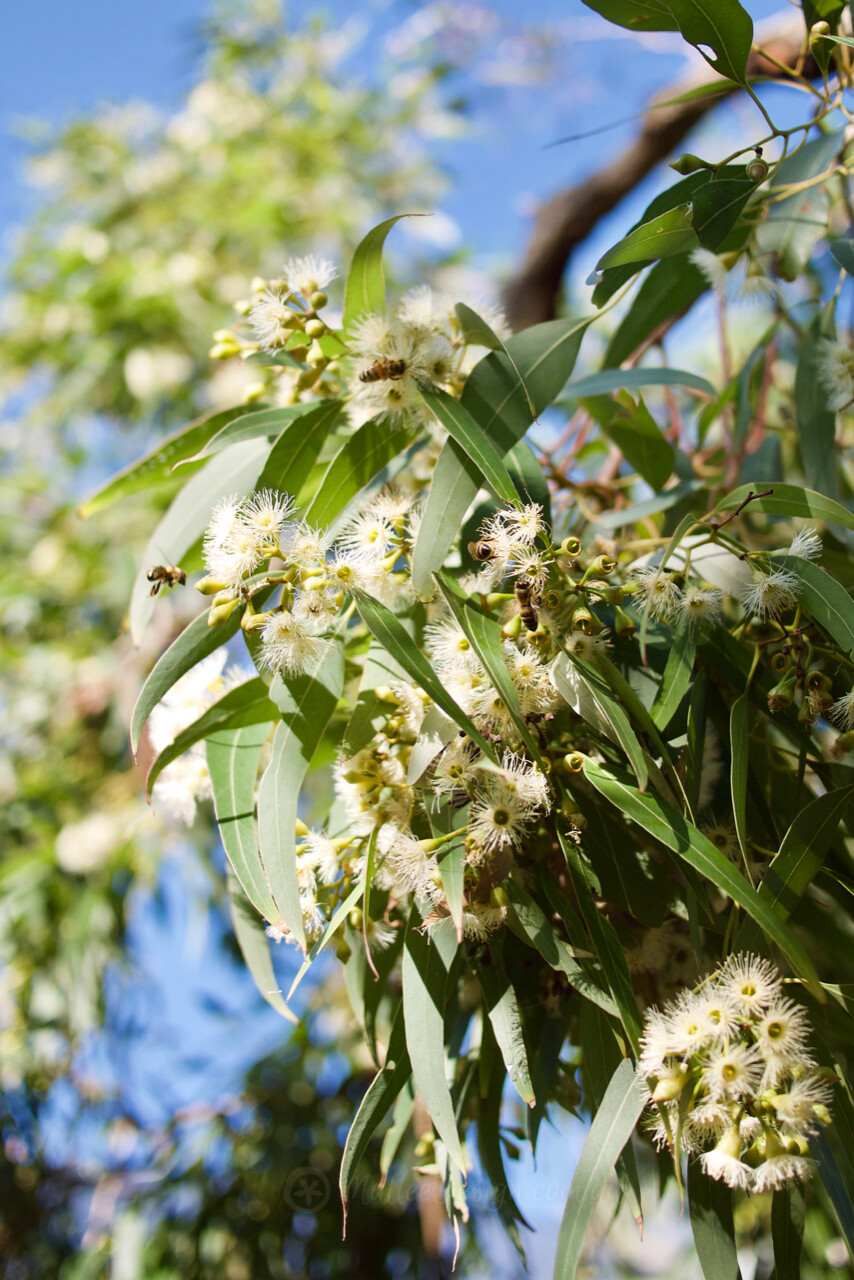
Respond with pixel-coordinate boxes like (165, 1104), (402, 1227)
(305, 318), (326, 339)
(208, 594), (242, 625)
(309, 290), (328, 310)
(195, 576), (230, 595)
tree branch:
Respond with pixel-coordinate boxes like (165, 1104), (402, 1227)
(504, 12), (817, 331)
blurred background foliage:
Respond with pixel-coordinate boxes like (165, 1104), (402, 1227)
(0, 2), (523, 1274)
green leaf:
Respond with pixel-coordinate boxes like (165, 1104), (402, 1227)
(692, 178), (755, 250)
(551, 652), (648, 790)
(596, 480), (706, 529)
(474, 938), (536, 1107)
(730, 695), (750, 866)
(227, 870), (297, 1024)
(553, 1058), (644, 1280)
(830, 238), (854, 273)
(351, 590), (497, 759)
(712, 482), (854, 530)
(380, 1081), (415, 1183)
(78, 403), (260, 516)
(581, 758), (824, 997)
(579, 1002), (643, 1227)
(564, 366), (715, 400)
(438, 841), (466, 943)
(303, 415), (414, 529)
(772, 554), (854, 655)
(286, 881), (364, 1003)
(181, 404), (310, 461)
(506, 437), (552, 527)
(418, 387), (519, 504)
(257, 641), (345, 950)
(756, 132), (842, 281)
(130, 610), (239, 755)
(401, 920), (466, 1174)
(795, 303), (839, 501)
(256, 399), (345, 501)
(146, 677), (278, 796)
(343, 636), (410, 757)
(560, 833), (643, 1053)
(603, 255), (706, 368)
(129, 439), (270, 645)
(454, 301), (536, 416)
(208, 725), (278, 924)
(342, 214), (421, 333)
(503, 879), (618, 1017)
(434, 570), (542, 761)
(736, 784), (854, 951)
(771, 1183), (805, 1280)
(412, 316), (588, 597)
(813, 1129), (854, 1265)
(340, 1005), (411, 1220)
(650, 629), (696, 730)
(581, 0), (679, 34)
(478, 1025), (531, 1255)
(595, 205), (698, 274)
(687, 1157), (740, 1280)
(583, 0), (753, 84)
(598, 392), (675, 490)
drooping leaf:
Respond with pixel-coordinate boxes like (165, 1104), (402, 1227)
(813, 1130), (854, 1264)
(772, 554), (854, 655)
(351, 589), (497, 759)
(340, 1006), (411, 1220)
(552, 1058), (644, 1280)
(342, 214), (420, 333)
(78, 403), (261, 516)
(650, 629), (696, 730)
(579, 1001), (643, 1227)
(771, 1183), (805, 1280)
(257, 641), (345, 950)
(830, 238), (854, 274)
(687, 1158), (740, 1280)
(129, 439), (270, 645)
(478, 1023), (531, 1256)
(756, 132), (842, 281)
(401, 920), (466, 1174)
(603, 255), (706, 368)
(434, 570), (542, 761)
(227, 870), (296, 1024)
(551, 652), (648, 789)
(503, 879), (617, 1016)
(583, 0), (754, 85)
(303, 415), (414, 528)
(256, 398), (346, 500)
(794, 303), (839, 501)
(736, 784), (854, 951)
(146, 677), (278, 795)
(581, 758), (824, 997)
(564, 366), (715, 399)
(711, 482), (854, 531)
(691, 178), (755, 250)
(597, 391), (675, 490)
(474, 937), (536, 1107)
(208, 724), (278, 923)
(412, 316), (588, 597)
(131, 609), (240, 755)
(437, 840), (466, 942)
(729, 695), (750, 867)
(594, 206), (698, 275)
(418, 387), (519, 504)
(182, 403), (321, 461)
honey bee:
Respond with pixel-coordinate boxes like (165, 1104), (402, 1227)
(146, 564), (187, 597)
(467, 539), (497, 563)
(359, 358), (407, 383)
(514, 577), (539, 632)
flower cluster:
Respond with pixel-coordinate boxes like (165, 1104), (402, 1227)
(638, 954), (834, 1193)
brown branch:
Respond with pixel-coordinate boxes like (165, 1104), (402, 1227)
(503, 12), (818, 331)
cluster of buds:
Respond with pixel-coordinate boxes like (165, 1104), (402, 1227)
(638, 954), (834, 1193)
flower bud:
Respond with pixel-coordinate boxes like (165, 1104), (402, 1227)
(309, 290), (328, 310)
(195, 576), (230, 595)
(304, 318), (326, 339)
(233, 298), (252, 316)
(241, 610), (273, 632)
(767, 673), (797, 713)
(669, 153), (714, 175)
(209, 340), (240, 360)
(243, 381), (267, 402)
(601, 585), (625, 606)
(614, 605), (636, 637)
(651, 1067), (687, 1103)
(307, 341), (328, 368)
(208, 594), (242, 626)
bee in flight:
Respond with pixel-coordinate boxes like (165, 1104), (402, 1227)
(359, 358), (407, 383)
(467, 539), (497, 563)
(514, 577), (540, 632)
(146, 564), (187, 597)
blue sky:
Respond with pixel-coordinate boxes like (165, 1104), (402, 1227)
(2, 0), (798, 1268)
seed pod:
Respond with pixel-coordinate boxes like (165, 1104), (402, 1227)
(562, 536), (582, 558)
(571, 605), (594, 634)
(564, 753), (585, 773)
(770, 650), (790, 673)
(614, 605), (636, 637)
(805, 669), (832, 695)
(591, 554), (616, 575)
(767, 674), (797, 713)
